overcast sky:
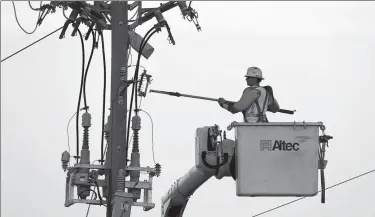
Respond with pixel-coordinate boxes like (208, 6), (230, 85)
(2, 1), (375, 217)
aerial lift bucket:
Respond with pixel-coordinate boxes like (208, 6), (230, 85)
(230, 122), (330, 198)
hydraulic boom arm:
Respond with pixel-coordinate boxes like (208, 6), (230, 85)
(161, 125), (235, 217)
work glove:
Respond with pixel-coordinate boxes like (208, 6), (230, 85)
(218, 97), (226, 107)
(218, 98), (232, 111)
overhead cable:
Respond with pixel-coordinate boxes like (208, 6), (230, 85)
(1, 27), (63, 63)
(75, 29), (87, 163)
(99, 30), (107, 164)
(252, 168), (375, 217)
(139, 109), (157, 164)
(28, 1), (41, 11)
(12, 1), (42, 34)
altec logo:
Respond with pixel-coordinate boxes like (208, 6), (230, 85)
(260, 140), (300, 151)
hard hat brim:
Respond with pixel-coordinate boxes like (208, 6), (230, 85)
(245, 76), (264, 80)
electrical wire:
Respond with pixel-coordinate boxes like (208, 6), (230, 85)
(252, 168), (375, 217)
(66, 110), (89, 167)
(129, 8), (139, 21)
(1, 27), (63, 63)
(126, 76), (137, 147)
(85, 194), (95, 217)
(12, 1), (42, 34)
(126, 26), (157, 149)
(75, 28), (87, 163)
(79, 189), (97, 200)
(138, 97), (143, 109)
(82, 35), (94, 108)
(128, 64), (146, 71)
(127, 27), (156, 141)
(62, 6), (69, 20)
(99, 30), (107, 164)
(139, 109), (157, 164)
(82, 31), (97, 115)
(134, 29), (158, 111)
(28, 1), (41, 11)
(66, 111), (77, 155)
(125, 26), (158, 171)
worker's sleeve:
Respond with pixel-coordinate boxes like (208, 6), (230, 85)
(226, 88), (260, 114)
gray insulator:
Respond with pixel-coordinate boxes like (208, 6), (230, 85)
(82, 127), (89, 150)
(105, 131), (110, 142)
(82, 111), (91, 150)
(131, 115), (141, 130)
(132, 130), (139, 152)
(82, 111), (91, 127)
(155, 163), (161, 177)
(61, 151), (70, 171)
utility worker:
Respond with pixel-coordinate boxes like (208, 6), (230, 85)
(218, 67), (280, 123)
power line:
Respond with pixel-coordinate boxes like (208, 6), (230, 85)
(252, 168), (375, 217)
(12, 1), (41, 34)
(1, 27), (63, 63)
(100, 30), (107, 165)
(139, 109), (157, 164)
(75, 28), (87, 164)
(66, 111), (77, 154)
(85, 194), (95, 217)
(28, 1), (41, 11)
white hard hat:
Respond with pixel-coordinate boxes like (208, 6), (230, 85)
(245, 66), (264, 80)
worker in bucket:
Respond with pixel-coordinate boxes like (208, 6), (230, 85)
(218, 67), (279, 123)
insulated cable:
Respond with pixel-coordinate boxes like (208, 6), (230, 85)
(99, 30), (107, 164)
(126, 26), (157, 150)
(126, 75), (137, 148)
(28, 1), (41, 11)
(12, 1), (42, 34)
(1, 27), (63, 63)
(82, 31), (97, 116)
(75, 28), (87, 163)
(62, 6), (69, 20)
(252, 168), (375, 217)
(125, 26), (159, 167)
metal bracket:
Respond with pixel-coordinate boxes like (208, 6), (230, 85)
(65, 164), (109, 207)
(125, 166), (158, 211)
(73, 163), (108, 170)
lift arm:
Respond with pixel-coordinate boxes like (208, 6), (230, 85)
(161, 126), (235, 217)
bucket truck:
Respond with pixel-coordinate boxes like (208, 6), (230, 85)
(161, 121), (332, 217)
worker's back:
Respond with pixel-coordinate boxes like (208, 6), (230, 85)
(243, 86), (272, 123)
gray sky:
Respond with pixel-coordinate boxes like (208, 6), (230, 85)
(1, 1), (375, 217)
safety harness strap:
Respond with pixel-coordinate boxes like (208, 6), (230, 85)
(254, 90), (268, 123)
